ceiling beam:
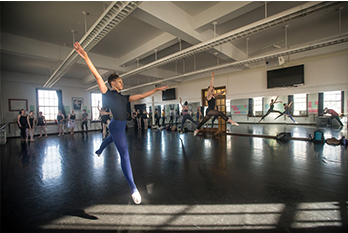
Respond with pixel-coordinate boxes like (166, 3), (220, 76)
(193, 1), (264, 32)
(132, 1), (246, 61)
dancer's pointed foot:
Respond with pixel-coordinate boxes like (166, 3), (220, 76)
(95, 150), (102, 157)
(194, 129), (199, 136)
(131, 191), (141, 204)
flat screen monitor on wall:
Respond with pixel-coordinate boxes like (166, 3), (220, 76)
(267, 64), (304, 89)
(162, 88), (176, 101)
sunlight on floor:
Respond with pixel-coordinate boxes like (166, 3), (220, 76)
(40, 202), (342, 231)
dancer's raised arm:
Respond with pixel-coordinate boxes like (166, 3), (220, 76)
(179, 97), (184, 108)
(207, 72), (215, 99)
(274, 96), (282, 104)
(74, 42), (108, 94)
(129, 86), (169, 102)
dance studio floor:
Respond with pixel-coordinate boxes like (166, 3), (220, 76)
(1, 124), (347, 232)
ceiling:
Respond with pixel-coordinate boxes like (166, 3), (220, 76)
(1, 1), (347, 93)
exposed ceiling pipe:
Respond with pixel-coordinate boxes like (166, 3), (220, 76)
(43, 1), (141, 88)
(120, 35), (348, 92)
(85, 1), (338, 91)
(82, 11), (89, 34)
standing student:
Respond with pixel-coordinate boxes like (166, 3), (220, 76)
(17, 109), (28, 142)
(142, 109), (149, 129)
(154, 109), (160, 127)
(81, 109), (89, 133)
(274, 102), (297, 123)
(258, 96), (282, 123)
(175, 109), (180, 125)
(68, 110), (77, 135)
(36, 111), (47, 138)
(161, 109), (166, 126)
(74, 41), (168, 204)
(26, 110), (35, 141)
(194, 72), (239, 136)
(324, 107), (343, 127)
(179, 97), (198, 133)
(98, 105), (111, 139)
(169, 109), (174, 125)
(131, 109), (137, 129)
(57, 110), (65, 136)
(136, 109), (142, 129)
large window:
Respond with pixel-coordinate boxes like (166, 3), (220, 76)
(293, 93), (307, 115)
(253, 97), (263, 115)
(91, 93), (102, 121)
(324, 91), (341, 113)
(37, 89), (58, 121)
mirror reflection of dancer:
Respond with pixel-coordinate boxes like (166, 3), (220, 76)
(194, 72), (239, 136)
(274, 101), (298, 124)
(179, 97), (198, 133)
(74, 42), (168, 204)
(258, 96), (282, 123)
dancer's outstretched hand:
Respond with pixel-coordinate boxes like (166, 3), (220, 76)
(211, 71), (215, 78)
(74, 42), (87, 59)
(157, 85), (169, 91)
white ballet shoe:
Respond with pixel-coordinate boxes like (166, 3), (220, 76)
(194, 129), (199, 136)
(131, 191), (141, 204)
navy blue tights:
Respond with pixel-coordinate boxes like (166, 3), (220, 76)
(95, 119), (137, 194)
(274, 111), (296, 123)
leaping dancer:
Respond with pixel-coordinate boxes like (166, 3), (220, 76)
(194, 72), (239, 136)
(258, 96), (282, 123)
(274, 101), (298, 124)
(74, 42), (169, 204)
(179, 97), (198, 133)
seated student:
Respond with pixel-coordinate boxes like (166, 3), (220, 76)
(324, 107), (343, 127)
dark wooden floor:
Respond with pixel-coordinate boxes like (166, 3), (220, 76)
(1, 124), (347, 232)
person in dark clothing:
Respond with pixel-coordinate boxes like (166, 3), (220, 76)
(194, 72), (239, 136)
(17, 109), (28, 142)
(258, 96), (282, 123)
(26, 110), (35, 141)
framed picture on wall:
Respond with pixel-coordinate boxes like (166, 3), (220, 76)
(8, 99), (28, 112)
(72, 97), (83, 111)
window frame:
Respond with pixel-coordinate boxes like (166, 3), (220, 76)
(253, 97), (263, 117)
(36, 88), (59, 123)
(323, 91), (342, 114)
(90, 93), (103, 122)
(293, 93), (308, 116)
